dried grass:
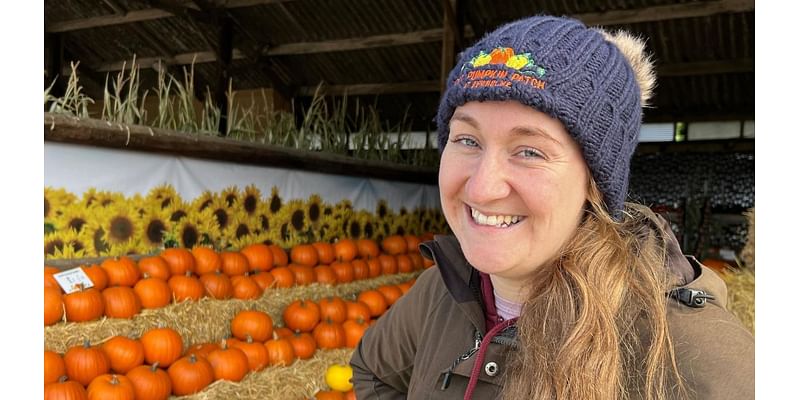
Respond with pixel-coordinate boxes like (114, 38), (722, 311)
(722, 267), (755, 335)
(176, 348), (353, 400)
(740, 208), (755, 270)
(45, 272), (420, 353)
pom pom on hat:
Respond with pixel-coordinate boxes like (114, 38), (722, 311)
(436, 15), (656, 218)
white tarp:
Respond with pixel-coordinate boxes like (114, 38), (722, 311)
(44, 142), (441, 211)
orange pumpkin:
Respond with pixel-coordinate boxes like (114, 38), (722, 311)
(207, 340), (249, 382)
(378, 254), (398, 275)
(397, 280), (414, 295)
(396, 254), (414, 273)
(344, 389), (357, 400)
(167, 354), (214, 396)
(63, 286), (105, 322)
(45, 286), (64, 326)
(319, 296), (348, 324)
(134, 274), (172, 309)
(87, 374), (135, 400)
(159, 248), (196, 276)
(404, 234), (422, 253)
(125, 363), (172, 400)
(192, 246), (222, 275)
(377, 285), (404, 306)
(288, 331), (317, 360)
(289, 264), (316, 286)
(140, 327), (183, 368)
(408, 252), (425, 271)
(702, 258), (734, 274)
(241, 243), (274, 272)
(366, 258), (383, 278)
(81, 264), (109, 291)
(356, 239), (380, 259)
(183, 343), (220, 359)
(228, 336), (269, 372)
(45, 376), (88, 400)
(265, 338), (295, 366)
(334, 239), (358, 262)
(102, 286), (142, 319)
(168, 271), (205, 302)
(283, 299), (321, 332)
(221, 251), (250, 276)
(137, 256), (171, 281)
(314, 265), (338, 285)
(351, 259), (370, 281)
(250, 271), (275, 290)
(45, 266), (62, 292)
(64, 340), (111, 386)
(269, 244), (290, 267)
(231, 310), (274, 342)
(312, 319), (346, 349)
(101, 336), (145, 374)
(343, 318), (370, 348)
(270, 266), (296, 288)
(315, 390), (345, 400)
(358, 290), (389, 318)
(331, 261), (355, 284)
(312, 242), (336, 265)
(273, 327), (294, 339)
(346, 301), (372, 322)
(45, 350), (67, 385)
(101, 257), (140, 287)
(381, 235), (407, 255)
(199, 271), (233, 300)
(290, 244), (319, 267)
(231, 274), (263, 300)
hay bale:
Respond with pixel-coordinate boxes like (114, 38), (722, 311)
(721, 268), (755, 335)
(740, 208), (755, 270)
(45, 272), (421, 353)
(176, 348), (354, 400)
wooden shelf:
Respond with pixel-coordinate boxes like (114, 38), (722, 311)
(44, 113), (438, 184)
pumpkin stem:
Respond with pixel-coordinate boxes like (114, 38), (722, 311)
(110, 375), (119, 385)
(83, 339), (91, 348)
(151, 362), (160, 372)
(220, 338), (228, 350)
(59, 375), (69, 383)
(246, 335), (253, 344)
(184, 270), (192, 277)
(189, 353), (198, 363)
(142, 272), (150, 279)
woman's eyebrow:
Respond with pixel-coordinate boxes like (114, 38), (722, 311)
(510, 125), (563, 147)
(450, 111), (480, 129)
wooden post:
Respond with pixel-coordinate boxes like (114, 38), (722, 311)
(45, 33), (64, 99)
(216, 15), (234, 136)
(440, 0), (459, 94)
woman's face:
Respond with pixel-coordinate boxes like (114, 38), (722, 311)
(439, 100), (589, 280)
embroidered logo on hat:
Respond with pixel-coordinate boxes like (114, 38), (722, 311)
(455, 46), (547, 91)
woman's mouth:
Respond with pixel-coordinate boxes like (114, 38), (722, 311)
(469, 207), (525, 228)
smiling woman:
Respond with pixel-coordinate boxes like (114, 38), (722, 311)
(350, 15), (754, 400)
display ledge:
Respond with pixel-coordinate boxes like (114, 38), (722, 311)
(44, 113), (438, 184)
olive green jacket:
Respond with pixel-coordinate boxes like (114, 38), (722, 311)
(350, 213), (755, 399)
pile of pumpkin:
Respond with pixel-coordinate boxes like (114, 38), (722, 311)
(45, 235), (433, 325)
(44, 277), (416, 399)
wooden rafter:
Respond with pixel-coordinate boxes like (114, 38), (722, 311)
(46, 0), (295, 32)
(296, 81), (440, 96)
(577, 0), (754, 26)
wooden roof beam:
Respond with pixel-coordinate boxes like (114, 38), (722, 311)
(46, 0), (295, 33)
(297, 81), (440, 97)
(577, 0), (754, 26)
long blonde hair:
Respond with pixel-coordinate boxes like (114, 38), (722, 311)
(501, 178), (687, 400)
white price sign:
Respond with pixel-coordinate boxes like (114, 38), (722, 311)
(53, 267), (95, 294)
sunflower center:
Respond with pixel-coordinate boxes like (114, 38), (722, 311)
(280, 223), (289, 241)
(235, 224), (250, 239)
(395, 226), (406, 235)
(350, 221), (361, 238)
(324, 207), (332, 216)
(109, 216), (134, 242)
(244, 196), (257, 213)
(45, 239), (65, 256)
(69, 218), (86, 232)
(200, 199), (212, 211)
(170, 210), (187, 222)
(161, 198), (172, 209)
(260, 215), (269, 231)
(291, 210), (305, 231)
(378, 204), (387, 218)
(94, 228), (109, 254)
(214, 209), (228, 229)
(101, 199), (113, 207)
(182, 225), (199, 248)
(309, 203), (320, 222)
(364, 222), (374, 238)
(44, 198), (50, 218)
(147, 220), (166, 244)
(71, 240), (85, 253)
(270, 196), (282, 213)
(225, 194), (237, 207)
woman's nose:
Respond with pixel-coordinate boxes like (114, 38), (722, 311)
(464, 152), (511, 203)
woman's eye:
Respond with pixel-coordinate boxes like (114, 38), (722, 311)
(518, 148), (543, 159)
(451, 137), (479, 148)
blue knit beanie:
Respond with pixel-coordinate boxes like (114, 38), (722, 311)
(436, 15), (651, 217)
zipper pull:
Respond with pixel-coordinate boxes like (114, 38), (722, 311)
(440, 371), (453, 390)
(440, 335), (483, 390)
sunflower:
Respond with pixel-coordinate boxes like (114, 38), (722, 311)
(128, 193), (147, 218)
(44, 232), (67, 258)
(81, 209), (111, 256)
(139, 205), (172, 250)
(250, 202), (272, 236)
(53, 203), (92, 235)
(242, 184), (262, 216)
(45, 219), (57, 235)
(178, 208), (222, 248)
(356, 210), (377, 239)
(82, 188), (126, 209)
(267, 186), (283, 215)
(222, 210), (256, 249)
(375, 199), (391, 220)
(205, 197), (235, 234)
(45, 229), (88, 260)
(101, 204), (142, 247)
(274, 199), (314, 243)
(220, 185), (241, 209)
(45, 187), (77, 219)
(191, 190), (217, 213)
(165, 199), (192, 224)
(146, 183), (181, 210)
(305, 194), (324, 226)
(107, 240), (141, 257)
(389, 215), (409, 236)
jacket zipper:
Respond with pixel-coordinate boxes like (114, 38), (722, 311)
(440, 331), (483, 390)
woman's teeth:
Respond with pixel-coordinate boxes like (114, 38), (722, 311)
(470, 207), (522, 228)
